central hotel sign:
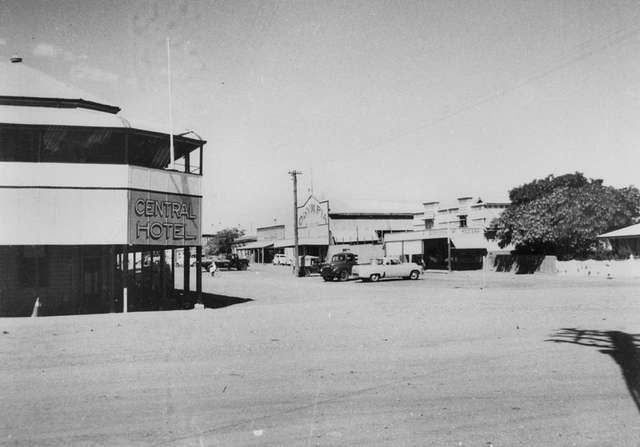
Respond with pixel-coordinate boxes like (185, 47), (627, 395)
(128, 190), (201, 246)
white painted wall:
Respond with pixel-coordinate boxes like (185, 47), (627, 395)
(0, 188), (128, 244)
(385, 240), (422, 257)
(0, 162), (202, 245)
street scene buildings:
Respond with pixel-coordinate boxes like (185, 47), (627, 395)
(2, 2), (640, 446)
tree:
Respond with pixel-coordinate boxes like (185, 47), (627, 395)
(205, 227), (245, 256)
(487, 173), (640, 260)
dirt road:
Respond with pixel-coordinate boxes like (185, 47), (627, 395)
(2, 265), (639, 446)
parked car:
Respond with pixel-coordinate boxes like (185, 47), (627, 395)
(321, 252), (358, 281)
(272, 253), (291, 266)
(352, 257), (422, 282)
(214, 254), (249, 270)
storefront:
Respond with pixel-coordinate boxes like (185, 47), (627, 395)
(0, 58), (205, 316)
(275, 195), (416, 262)
(384, 197), (510, 270)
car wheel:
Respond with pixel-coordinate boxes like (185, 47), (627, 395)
(369, 274), (380, 282)
(409, 270), (420, 280)
(339, 270), (349, 281)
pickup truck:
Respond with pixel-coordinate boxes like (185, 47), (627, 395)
(352, 257), (422, 282)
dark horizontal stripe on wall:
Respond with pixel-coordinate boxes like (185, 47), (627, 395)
(329, 213), (414, 220)
(0, 185), (202, 198)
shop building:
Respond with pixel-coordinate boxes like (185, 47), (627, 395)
(237, 225), (285, 263)
(275, 196), (417, 262)
(0, 58), (205, 316)
(385, 197), (510, 269)
(598, 223), (640, 257)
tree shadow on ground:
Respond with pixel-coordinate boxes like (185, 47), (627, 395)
(200, 292), (253, 309)
(547, 328), (640, 414)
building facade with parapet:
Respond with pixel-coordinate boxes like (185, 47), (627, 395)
(274, 195), (418, 262)
(385, 196), (510, 270)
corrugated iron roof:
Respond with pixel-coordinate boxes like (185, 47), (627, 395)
(598, 223), (640, 239)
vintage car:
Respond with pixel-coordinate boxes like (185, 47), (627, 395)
(321, 252), (358, 281)
(214, 254), (249, 270)
(272, 253), (291, 266)
(352, 257), (422, 282)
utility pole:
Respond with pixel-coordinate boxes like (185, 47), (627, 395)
(289, 170), (302, 276)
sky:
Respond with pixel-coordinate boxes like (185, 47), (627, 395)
(2, 0), (640, 234)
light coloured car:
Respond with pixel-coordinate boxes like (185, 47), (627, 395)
(272, 253), (291, 265)
(352, 257), (422, 282)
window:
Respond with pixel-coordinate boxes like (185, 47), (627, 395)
(424, 219), (434, 229)
(459, 215), (467, 228)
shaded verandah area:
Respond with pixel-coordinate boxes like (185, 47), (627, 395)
(0, 244), (204, 317)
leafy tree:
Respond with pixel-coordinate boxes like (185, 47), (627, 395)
(204, 227), (245, 255)
(487, 173), (640, 259)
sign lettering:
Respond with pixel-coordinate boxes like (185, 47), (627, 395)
(128, 191), (201, 246)
(298, 196), (328, 228)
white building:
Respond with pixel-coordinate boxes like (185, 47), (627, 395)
(385, 197), (510, 269)
(272, 195), (418, 262)
(0, 58), (205, 316)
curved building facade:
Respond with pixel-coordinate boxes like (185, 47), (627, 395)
(0, 58), (206, 316)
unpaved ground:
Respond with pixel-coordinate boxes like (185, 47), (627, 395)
(1, 265), (639, 446)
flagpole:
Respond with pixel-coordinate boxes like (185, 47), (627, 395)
(167, 37), (175, 170)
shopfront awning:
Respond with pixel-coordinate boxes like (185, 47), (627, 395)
(273, 238), (328, 248)
(237, 241), (274, 250)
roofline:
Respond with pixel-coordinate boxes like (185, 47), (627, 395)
(470, 202), (510, 208)
(597, 234), (640, 239)
(257, 224), (285, 231)
(0, 122), (206, 147)
(329, 212), (415, 220)
(0, 96), (121, 114)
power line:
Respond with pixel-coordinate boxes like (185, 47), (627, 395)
(357, 21), (640, 155)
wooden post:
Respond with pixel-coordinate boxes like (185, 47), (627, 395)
(196, 245), (202, 304)
(34, 245), (40, 313)
(170, 248), (175, 291)
(160, 249), (166, 309)
(109, 246), (115, 313)
(183, 246), (191, 298)
(122, 245), (128, 313)
(79, 246), (85, 313)
(481, 255), (487, 290)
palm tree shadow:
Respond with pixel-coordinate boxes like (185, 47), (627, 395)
(547, 328), (640, 415)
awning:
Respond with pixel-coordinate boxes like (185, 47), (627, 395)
(273, 237), (328, 248)
(384, 229), (508, 251)
(598, 223), (640, 239)
(237, 241), (274, 250)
